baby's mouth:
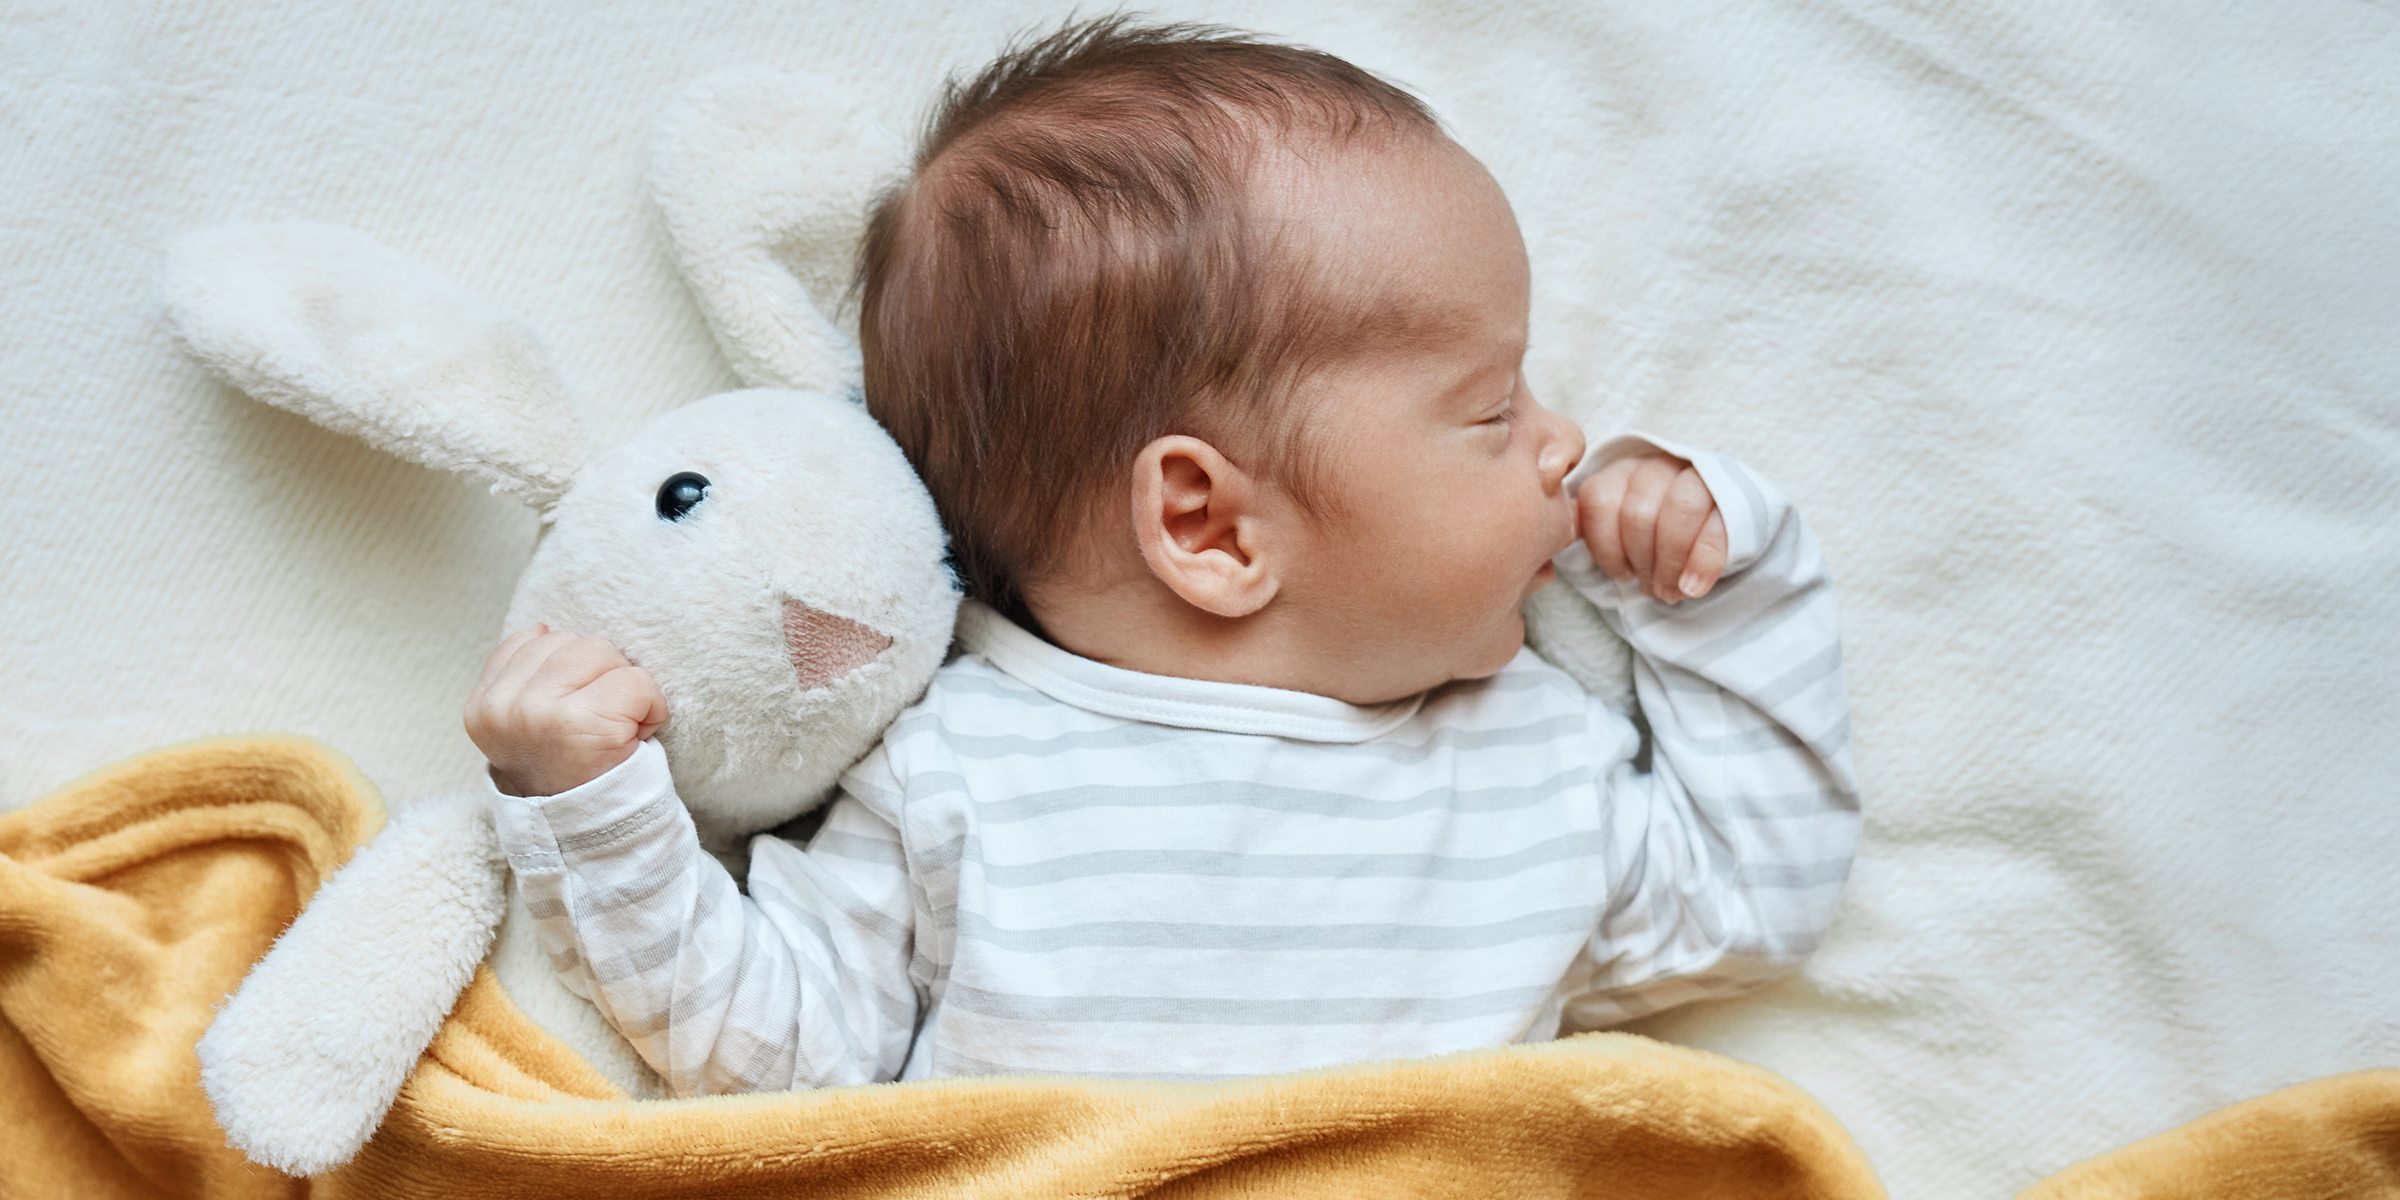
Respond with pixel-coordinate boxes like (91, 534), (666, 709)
(1522, 559), (1557, 599)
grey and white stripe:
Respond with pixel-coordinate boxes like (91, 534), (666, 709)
(493, 435), (1860, 1097)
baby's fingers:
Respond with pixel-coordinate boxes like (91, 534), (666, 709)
(1648, 467), (1718, 603)
(488, 625), (548, 668)
(466, 625), (552, 712)
(1576, 461), (1640, 579)
(1614, 457), (1684, 589)
(525, 635), (638, 701)
(577, 665), (671, 744)
(1678, 510), (1729, 600)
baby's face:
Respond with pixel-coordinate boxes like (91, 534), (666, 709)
(1264, 133), (1586, 701)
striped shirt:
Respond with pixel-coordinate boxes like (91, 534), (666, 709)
(494, 437), (1859, 1097)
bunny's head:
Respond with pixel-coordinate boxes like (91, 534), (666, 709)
(508, 390), (953, 840)
(161, 221), (957, 844)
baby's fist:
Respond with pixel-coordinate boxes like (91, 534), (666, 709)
(465, 627), (668, 797)
(1577, 453), (1728, 604)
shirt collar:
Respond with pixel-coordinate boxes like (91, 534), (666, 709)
(955, 601), (1426, 743)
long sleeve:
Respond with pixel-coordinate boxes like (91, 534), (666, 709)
(1556, 435), (1861, 1028)
(490, 739), (919, 1095)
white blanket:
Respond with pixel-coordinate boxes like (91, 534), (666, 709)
(5, 2), (2395, 1195)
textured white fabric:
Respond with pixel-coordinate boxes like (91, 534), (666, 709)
(493, 449), (1855, 1093)
(7, 4), (2397, 1194)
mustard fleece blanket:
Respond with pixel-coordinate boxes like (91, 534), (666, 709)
(4, 738), (2396, 1199)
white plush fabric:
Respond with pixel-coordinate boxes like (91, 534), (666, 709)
(648, 67), (894, 397)
(162, 222), (591, 511)
(4, 3), (2394, 1196)
(196, 791), (509, 1176)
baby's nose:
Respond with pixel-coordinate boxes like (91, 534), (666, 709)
(1537, 403), (1585, 493)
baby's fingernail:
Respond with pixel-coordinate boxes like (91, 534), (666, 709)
(1679, 571), (1706, 598)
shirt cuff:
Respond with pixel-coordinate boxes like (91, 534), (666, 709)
(487, 738), (680, 875)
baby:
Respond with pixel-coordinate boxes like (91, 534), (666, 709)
(467, 19), (1859, 1095)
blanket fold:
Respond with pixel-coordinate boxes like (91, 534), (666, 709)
(2020, 1071), (2400, 1200)
(0, 736), (376, 1200)
(2, 737), (2392, 1198)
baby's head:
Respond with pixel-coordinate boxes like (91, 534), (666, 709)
(861, 18), (1585, 704)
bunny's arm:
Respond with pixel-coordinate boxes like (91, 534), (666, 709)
(494, 740), (918, 1096)
(197, 792), (507, 1175)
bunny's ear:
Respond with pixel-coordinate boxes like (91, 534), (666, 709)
(647, 67), (907, 398)
(162, 222), (588, 513)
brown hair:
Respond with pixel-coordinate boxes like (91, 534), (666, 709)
(857, 16), (1438, 625)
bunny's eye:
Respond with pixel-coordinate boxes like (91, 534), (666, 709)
(655, 472), (710, 521)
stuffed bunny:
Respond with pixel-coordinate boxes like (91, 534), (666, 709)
(157, 70), (953, 1176)
(160, 215), (955, 1170)
(163, 214), (955, 1172)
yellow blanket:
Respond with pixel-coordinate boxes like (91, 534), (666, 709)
(3, 739), (2393, 1199)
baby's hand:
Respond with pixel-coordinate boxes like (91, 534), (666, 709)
(464, 626), (668, 797)
(1576, 453), (1729, 604)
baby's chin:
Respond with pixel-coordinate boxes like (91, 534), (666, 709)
(1451, 608), (1530, 686)
(1444, 566), (1552, 685)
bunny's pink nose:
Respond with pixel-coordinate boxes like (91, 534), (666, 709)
(784, 599), (892, 690)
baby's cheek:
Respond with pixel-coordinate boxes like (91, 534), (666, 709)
(1445, 520), (1538, 607)
(1366, 484), (1534, 624)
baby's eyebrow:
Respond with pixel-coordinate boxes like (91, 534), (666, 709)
(1433, 352), (1519, 411)
(1479, 330), (1529, 376)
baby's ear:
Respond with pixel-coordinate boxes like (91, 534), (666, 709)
(162, 222), (587, 512)
(647, 67), (908, 398)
